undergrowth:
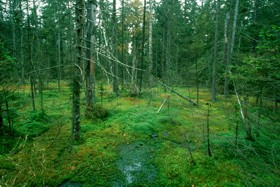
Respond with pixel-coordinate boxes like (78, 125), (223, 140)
(0, 83), (279, 186)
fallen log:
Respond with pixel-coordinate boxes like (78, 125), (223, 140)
(157, 96), (169, 114)
(170, 89), (197, 106)
(152, 76), (197, 106)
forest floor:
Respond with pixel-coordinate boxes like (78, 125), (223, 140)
(0, 82), (279, 186)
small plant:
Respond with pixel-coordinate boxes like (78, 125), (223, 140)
(85, 105), (109, 120)
(17, 111), (51, 138)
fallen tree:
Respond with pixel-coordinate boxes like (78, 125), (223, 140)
(151, 75), (197, 106)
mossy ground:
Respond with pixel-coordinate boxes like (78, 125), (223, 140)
(0, 82), (279, 186)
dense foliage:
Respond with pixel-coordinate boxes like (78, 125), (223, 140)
(0, 0), (279, 186)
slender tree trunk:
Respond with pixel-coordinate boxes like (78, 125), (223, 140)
(139, 0), (147, 93)
(224, 0), (239, 97)
(161, 34), (166, 80)
(5, 95), (11, 131)
(207, 104), (212, 156)
(72, 0), (84, 140)
(148, 0), (153, 87)
(9, 0), (16, 57)
(131, 37), (138, 96)
(222, 13), (230, 66)
(166, 19), (171, 85)
(30, 77), (36, 111)
(196, 57), (199, 106)
(39, 77), (44, 112)
(234, 104), (239, 146)
(256, 86), (262, 137)
(211, 0), (220, 102)
(57, 32), (61, 92)
(121, 0), (125, 89)
(20, 0), (24, 83)
(244, 96), (253, 140)
(0, 104), (3, 130)
(27, 0), (36, 111)
(112, 0), (119, 96)
(85, 0), (97, 112)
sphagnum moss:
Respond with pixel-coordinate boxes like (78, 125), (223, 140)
(1, 83), (279, 186)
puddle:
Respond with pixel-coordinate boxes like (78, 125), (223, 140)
(116, 141), (157, 186)
(60, 180), (83, 187)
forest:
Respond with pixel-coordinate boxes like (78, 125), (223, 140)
(0, 0), (280, 186)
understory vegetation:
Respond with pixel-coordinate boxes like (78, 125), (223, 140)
(1, 83), (279, 186)
(1, 0), (280, 186)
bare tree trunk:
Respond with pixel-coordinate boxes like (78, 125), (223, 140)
(244, 96), (253, 140)
(30, 76), (36, 111)
(206, 103), (212, 157)
(148, 0), (153, 86)
(0, 104), (3, 130)
(196, 57), (199, 106)
(139, 0), (147, 93)
(57, 32), (61, 92)
(222, 13), (230, 66)
(224, 0), (239, 97)
(39, 77), (44, 111)
(112, 0), (119, 96)
(161, 35), (165, 80)
(20, 0), (24, 83)
(9, 0), (16, 57)
(5, 95), (12, 131)
(85, 0), (97, 112)
(211, 0), (220, 102)
(131, 37), (138, 96)
(27, 0), (36, 111)
(121, 0), (125, 89)
(256, 87), (262, 137)
(166, 20), (171, 85)
(72, 0), (84, 140)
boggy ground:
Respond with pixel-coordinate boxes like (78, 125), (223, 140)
(0, 82), (279, 186)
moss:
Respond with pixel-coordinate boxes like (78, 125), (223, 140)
(0, 157), (16, 171)
(1, 83), (279, 186)
(85, 105), (109, 120)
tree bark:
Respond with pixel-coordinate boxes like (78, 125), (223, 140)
(85, 0), (97, 112)
(57, 32), (61, 92)
(211, 0), (220, 102)
(222, 12), (230, 66)
(39, 77), (44, 111)
(165, 10), (171, 85)
(27, 0), (36, 111)
(121, 0), (125, 89)
(0, 103), (3, 130)
(9, 0), (16, 57)
(112, 0), (119, 96)
(196, 57), (199, 106)
(224, 0), (239, 97)
(148, 0), (153, 86)
(139, 0), (147, 93)
(131, 37), (138, 96)
(20, 0), (24, 83)
(207, 104), (212, 157)
(72, 0), (84, 140)
(244, 96), (253, 140)
(5, 96), (11, 131)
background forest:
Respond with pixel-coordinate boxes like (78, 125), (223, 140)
(0, 0), (280, 186)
